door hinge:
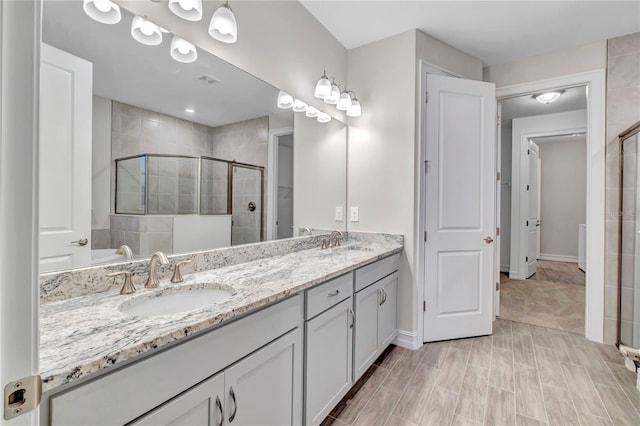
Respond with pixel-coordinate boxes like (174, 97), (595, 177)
(423, 300), (426, 312)
(424, 160), (430, 173)
(497, 116), (502, 126)
(426, 92), (429, 103)
(496, 227), (500, 236)
(526, 185), (530, 191)
(496, 282), (500, 291)
(4, 375), (42, 420)
(526, 256), (529, 262)
(527, 149), (530, 155)
(526, 220), (529, 226)
(497, 171), (501, 181)
(424, 231), (428, 242)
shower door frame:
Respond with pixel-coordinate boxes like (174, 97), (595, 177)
(228, 161), (265, 244)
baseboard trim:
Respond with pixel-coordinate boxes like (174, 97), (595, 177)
(393, 329), (422, 350)
(539, 254), (578, 263)
(500, 265), (509, 273)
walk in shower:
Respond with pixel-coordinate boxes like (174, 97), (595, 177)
(115, 154), (264, 248)
(618, 121), (640, 367)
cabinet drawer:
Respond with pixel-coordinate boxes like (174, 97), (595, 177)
(305, 273), (353, 320)
(355, 253), (400, 292)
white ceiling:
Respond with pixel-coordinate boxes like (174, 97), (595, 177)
(300, 1), (640, 66)
(42, 1), (292, 128)
(501, 86), (587, 120)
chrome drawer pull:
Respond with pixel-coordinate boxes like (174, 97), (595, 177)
(328, 290), (340, 297)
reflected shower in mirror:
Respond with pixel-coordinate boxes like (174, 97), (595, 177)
(39, 1), (347, 273)
(618, 121), (640, 350)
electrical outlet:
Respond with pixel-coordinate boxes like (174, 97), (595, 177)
(335, 206), (344, 221)
(350, 207), (359, 222)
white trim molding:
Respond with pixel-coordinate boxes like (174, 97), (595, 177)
(266, 126), (294, 241)
(497, 69), (606, 343)
(539, 254), (579, 263)
(393, 329), (422, 350)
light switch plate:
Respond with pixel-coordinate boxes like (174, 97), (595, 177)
(335, 206), (344, 221)
(350, 207), (359, 222)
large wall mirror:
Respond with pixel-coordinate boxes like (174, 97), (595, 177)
(40, 1), (347, 273)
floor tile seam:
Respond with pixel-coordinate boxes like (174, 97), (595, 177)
(532, 358), (552, 426)
(418, 385), (458, 426)
(352, 383), (401, 426)
(512, 362), (548, 424)
(592, 381), (637, 424)
(559, 362), (614, 424)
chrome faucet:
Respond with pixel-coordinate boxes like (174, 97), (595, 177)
(330, 230), (343, 247)
(116, 244), (133, 260)
(299, 227), (312, 236)
(145, 251), (169, 288)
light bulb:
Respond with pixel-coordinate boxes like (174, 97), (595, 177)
(347, 99), (361, 117)
(83, 0), (121, 24)
(337, 91), (352, 111)
(533, 91), (563, 104)
(277, 91), (294, 109)
(169, 0), (203, 21)
(140, 21), (156, 36)
(131, 15), (162, 46)
(179, 0), (194, 10)
(209, 2), (238, 43)
(317, 112), (331, 123)
(293, 99), (308, 113)
(171, 36), (198, 63)
(306, 106), (319, 118)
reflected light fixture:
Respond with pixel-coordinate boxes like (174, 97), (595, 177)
(317, 112), (331, 123)
(131, 15), (163, 46)
(324, 80), (340, 105)
(83, 0), (121, 24)
(314, 71), (332, 99)
(347, 96), (362, 117)
(336, 90), (352, 111)
(209, 1), (238, 44)
(305, 106), (319, 118)
(277, 91), (294, 109)
(533, 90), (564, 104)
(168, 0), (203, 21)
(185, 108), (195, 113)
(170, 36), (198, 63)
(293, 99), (308, 113)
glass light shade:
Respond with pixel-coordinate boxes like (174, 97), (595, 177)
(208, 3), (238, 44)
(168, 0), (203, 21)
(305, 106), (319, 118)
(336, 92), (352, 111)
(324, 83), (340, 104)
(314, 76), (332, 99)
(131, 16), (162, 46)
(83, 0), (121, 24)
(170, 36), (198, 63)
(347, 99), (362, 117)
(277, 91), (294, 109)
(534, 91), (562, 104)
(293, 99), (308, 113)
(317, 112), (331, 123)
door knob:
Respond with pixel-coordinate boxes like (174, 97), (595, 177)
(70, 238), (88, 246)
(483, 237), (494, 244)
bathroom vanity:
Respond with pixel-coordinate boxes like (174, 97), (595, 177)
(38, 233), (402, 425)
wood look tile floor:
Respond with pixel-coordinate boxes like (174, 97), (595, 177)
(322, 320), (640, 426)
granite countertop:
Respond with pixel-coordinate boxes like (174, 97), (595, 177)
(40, 234), (402, 393)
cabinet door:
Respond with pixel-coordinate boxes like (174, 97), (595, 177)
(353, 282), (380, 381)
(305, 297), (354, 426)
(224, 328), (302, 426)
(378, 274), (398, 348)
(130, 372), (224, 426)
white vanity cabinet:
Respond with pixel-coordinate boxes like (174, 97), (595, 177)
(304, 274), (354, 426)
(353, 255), (399, 381)
(132, 329), (301, 426)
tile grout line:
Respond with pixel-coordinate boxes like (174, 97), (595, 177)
(529, 327), (551, 426)
(448, 345), (471, 426)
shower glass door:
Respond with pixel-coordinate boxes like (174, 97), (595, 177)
(231, 164), (264, 246)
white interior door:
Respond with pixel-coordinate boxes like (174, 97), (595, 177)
(526, 141), (540, 278)
(424, 74), (496, 342)
(495, 103), (502, 318)
(39, 43), (92, 273)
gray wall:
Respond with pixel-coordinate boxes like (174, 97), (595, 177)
(500, 121), (513, 271)
(538, 139), (587, 260)
(92, 95), (112, 249)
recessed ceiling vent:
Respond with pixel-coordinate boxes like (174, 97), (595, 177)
(196, 74), (220, 85)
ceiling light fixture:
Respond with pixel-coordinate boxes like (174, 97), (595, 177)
(277, 91), (294, 109)
(209, 1), (238, 44)
(170, 36), (198, 63)
(168, 0), (203, 21)
(533, 90), (565, 104)
(305, 106), (319, 118)
(83, 0), (121, 24)
(131, 15), (163, 46)
(314, 70), (332, 99)
(293, 99), (308, 113)
(317, 112), (331, 123)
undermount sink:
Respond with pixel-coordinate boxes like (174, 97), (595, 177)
(119, 287), (233, 317)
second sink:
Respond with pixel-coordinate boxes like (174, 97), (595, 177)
(119, 287), (233, 317)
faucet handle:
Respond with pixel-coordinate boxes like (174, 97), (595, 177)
(171, 259), (193, 283)
(107, 271), (136, 295)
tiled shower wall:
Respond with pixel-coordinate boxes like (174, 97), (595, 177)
(604, 32), (640, 344)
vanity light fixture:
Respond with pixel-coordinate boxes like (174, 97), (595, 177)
(168, 0), (203, 22)
(305, 106), (319, 118)
(170, 36), (198, 63)
(209, 1), (238, 44)
(336, 89), (352, 111)
(83, 0), (121, 24)
(324, 80), (340, 105)
(185, 108), (195, 113)
(347, 95), (362, 118)
(277, 91), (294, 109)
(293, 99), (308, 113)
(131, 15), (163, 46)
(314, 70), (332, 99)
(317, 112), (331, 123)
(533, 90), (564, 104)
